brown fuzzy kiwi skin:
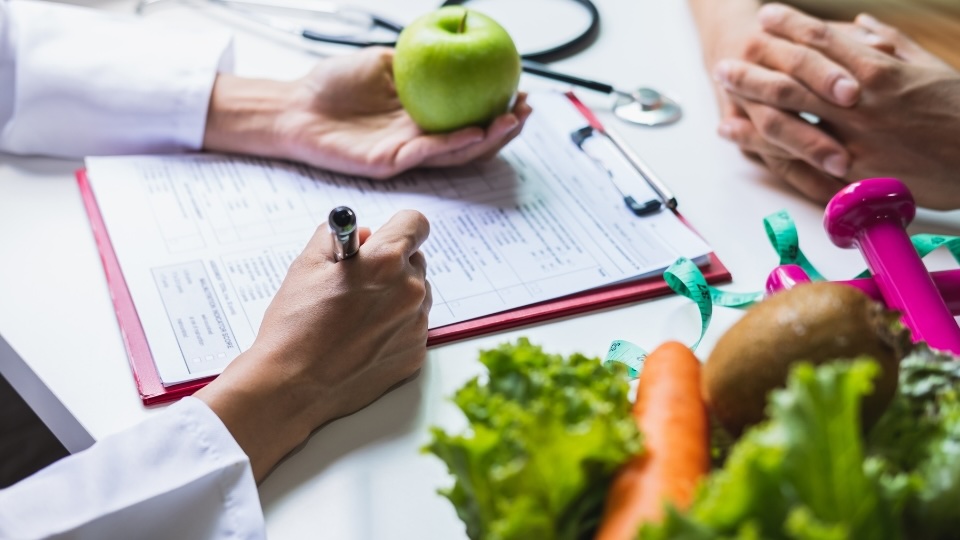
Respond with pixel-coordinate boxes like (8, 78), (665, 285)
(703, 282), (910, 436)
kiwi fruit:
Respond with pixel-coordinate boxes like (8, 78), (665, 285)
(704, 282), (911, 436)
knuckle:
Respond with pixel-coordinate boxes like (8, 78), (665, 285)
(725, 63), (747, 87)
(801, 138), (838, 164)
(726, 124), (748, 144)
(769, 78), (797, 103)
(743, 35), (768, 62)
(756, 111), (784, 138)
(404, 274), (428, 304)
(767, 157), (792, 178)
(367, 243), (407, 275)
(423, 281), (434, 311)
(858, 58), (894, 87)
(784, 47), (811, 74)
(399, 209), (430, 232)
(797, 20), (830, 46)
(400, 211), (430, 246)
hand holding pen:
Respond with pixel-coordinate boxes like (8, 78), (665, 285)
(197, 209), (432, 481)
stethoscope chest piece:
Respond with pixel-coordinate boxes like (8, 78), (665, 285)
(613, 88), (682, 127)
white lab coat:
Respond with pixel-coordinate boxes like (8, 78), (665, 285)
(0, 0), (233, 156)
(0, 2), (265, 538)
(0, 398), (264, 539)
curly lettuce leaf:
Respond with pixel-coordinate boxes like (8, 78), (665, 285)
(425, 338), (641, 540)
(867, 347), (960, 538)
(645, 360), (904, 540)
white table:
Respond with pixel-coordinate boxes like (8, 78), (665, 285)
(2, 0), (960, 537)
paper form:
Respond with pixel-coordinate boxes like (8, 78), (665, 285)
(85, 92), (711, 385)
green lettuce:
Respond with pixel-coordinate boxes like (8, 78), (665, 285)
(429, 341), (960, 540)
(866, 347), (960, 538)
(424, 338), (641, 540)
(644, 360), (906, 540)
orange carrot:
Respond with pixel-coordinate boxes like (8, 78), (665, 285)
(595, 341), (710, 540)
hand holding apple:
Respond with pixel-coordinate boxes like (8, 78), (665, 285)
(394, 6), (522, 133)
(204, 47), (532, 180)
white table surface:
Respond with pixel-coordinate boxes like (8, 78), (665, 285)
(3, 0), (960, 537)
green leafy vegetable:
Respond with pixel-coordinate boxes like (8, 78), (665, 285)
(429, 340), (960, 540)
(424, 339), (641, 540)
(644, 360), (906, 540)
(866, 347), (960, 538)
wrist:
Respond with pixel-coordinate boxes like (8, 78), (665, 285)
(195, 345), (327, 482)
(690, 0), (762, 69)
(202, 74), (299, 160)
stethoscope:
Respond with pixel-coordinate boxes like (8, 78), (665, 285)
(136, 0), (682, 126)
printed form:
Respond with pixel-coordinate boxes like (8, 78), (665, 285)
(85, 92), (711, 385)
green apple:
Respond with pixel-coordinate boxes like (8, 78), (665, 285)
(394, 7), (521, 133)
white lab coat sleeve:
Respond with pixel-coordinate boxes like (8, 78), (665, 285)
(0, 397), (265, 540)
(0, 0), (234, 157)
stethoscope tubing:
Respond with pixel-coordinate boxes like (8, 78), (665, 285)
(306, 0), (600, 64)
(293, 0), (627, 98)
(206, 0), (634, 101)
(437, 0), (600, 63)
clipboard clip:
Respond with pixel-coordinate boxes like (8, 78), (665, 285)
(571, 126), (662, 217)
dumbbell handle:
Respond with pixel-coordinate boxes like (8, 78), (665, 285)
(767, 265), (960, 315)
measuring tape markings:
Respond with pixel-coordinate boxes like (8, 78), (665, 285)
(604, 211), (960, 377)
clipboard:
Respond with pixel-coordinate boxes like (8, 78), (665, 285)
(77, 94), (732, 406)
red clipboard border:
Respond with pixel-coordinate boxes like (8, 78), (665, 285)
(77, 95), (731, 405)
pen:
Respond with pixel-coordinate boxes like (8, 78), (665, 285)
(571, 127), (662, 217)
(329, 206), (360, 261)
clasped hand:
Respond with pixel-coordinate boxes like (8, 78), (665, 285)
(709, 3), (960, 209)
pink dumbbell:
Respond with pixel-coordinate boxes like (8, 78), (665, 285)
(766, 264), (960, 315)
(823, 178), (960, 354)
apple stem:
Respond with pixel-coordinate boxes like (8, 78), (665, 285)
(457, 11), (467, 33)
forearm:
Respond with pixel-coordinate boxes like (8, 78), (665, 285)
(1, 0), (231, 157)
(194, 345), (328, 483)
(202, 73), (299, 161)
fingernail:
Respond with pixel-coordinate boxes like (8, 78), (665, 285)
(862, 33), (888, 47)
(503, 117), (520, 133)
(832, 77), (859, 105)
(823, 153), (849, 177)
(856, 13), (880, 28)
(713, 61), (732, 85)
(758, 4), (787, 28)
(718, 122), (734, 139)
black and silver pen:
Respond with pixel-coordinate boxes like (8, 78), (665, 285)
(329, 206), (360, 261)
